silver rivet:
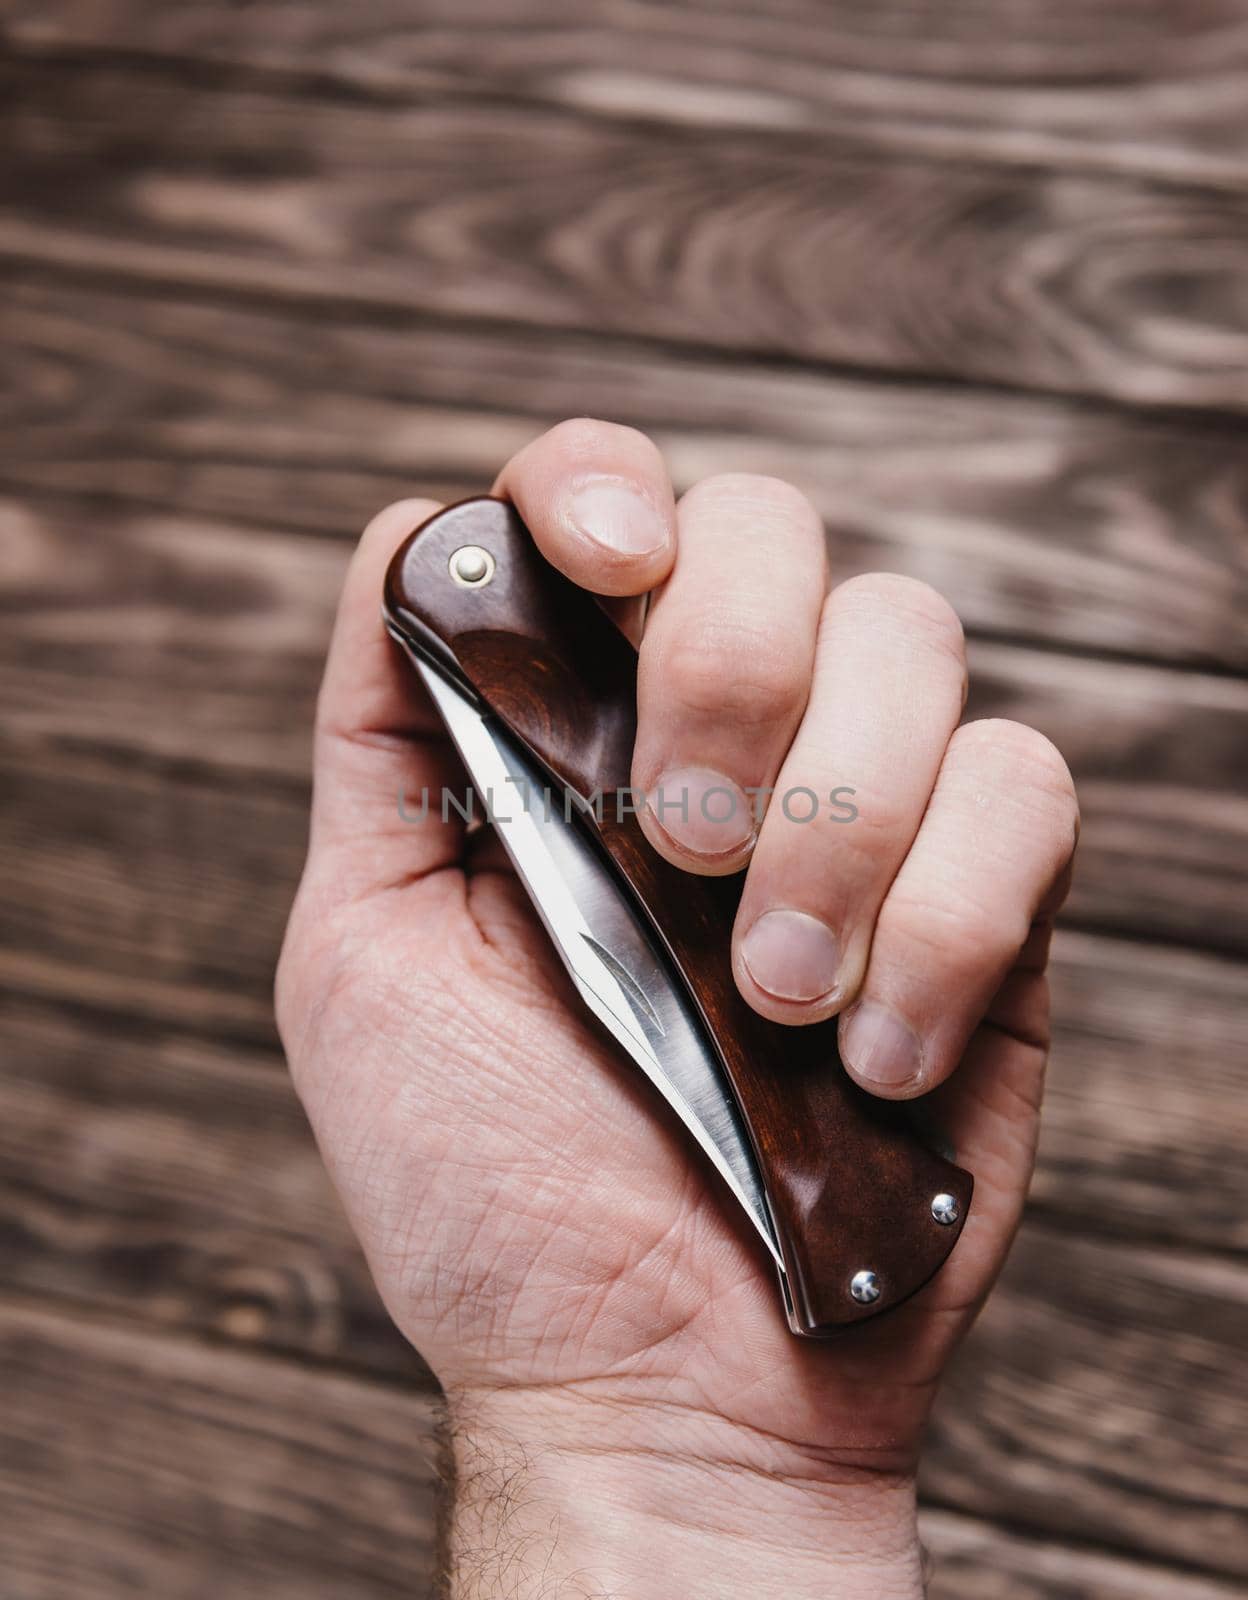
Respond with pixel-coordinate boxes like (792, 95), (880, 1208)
(449, 545), (495, 588)
(931, 1192), (959, 1226)
(849, 1269), (880, 1304)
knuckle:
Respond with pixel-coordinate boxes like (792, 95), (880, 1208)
(783, 775), (904, 851)
(661, 619), (807, 728)
(953, 719), (1079, 835)
(834, 787), (911, 852)
(541, 416), (657, 467)
(831, 572), (966, 665)
(683, 473), (822, 532)
(880, 880), (1029, 976)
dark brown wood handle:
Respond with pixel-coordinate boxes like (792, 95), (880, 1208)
(384, 496), (972, 1335)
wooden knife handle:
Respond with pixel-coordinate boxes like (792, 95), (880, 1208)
(384, 496), (972, 1335)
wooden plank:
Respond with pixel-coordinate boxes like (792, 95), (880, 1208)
(6, 489), (1247, 963)
(0, 1289), (1231, 1600)
(921, 1507), (1247, 1600)
(3, 56), (1248, 412)
(0, 1298), (437, 1600)
(0, 18), (1239, 1596)
(1, 999), (1244, 1578)
(1, 921), (1242, 1380)
(8, 0), (1248, 192)
(0, 745), (302, 1045)
(922, 1229), (1248, 1579)
(14, 699), (1248, 1044)
(0, 997), (421, 1377)
(1040, 931), (1247, 1252)
(1, 499), (341, 788)
(966, 642), (1248, 958)
(4, 279), (1248, 670)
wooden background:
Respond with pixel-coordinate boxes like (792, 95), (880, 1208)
(2, 4), (1246, 1596)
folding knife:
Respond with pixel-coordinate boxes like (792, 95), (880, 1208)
(383, 496), (972, 1337)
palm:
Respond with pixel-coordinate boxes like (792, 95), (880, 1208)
(289, 847), (1045, 1469)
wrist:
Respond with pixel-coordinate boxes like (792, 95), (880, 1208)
(443, 1384), (925, 1600)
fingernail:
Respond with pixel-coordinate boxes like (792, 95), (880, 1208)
(841, 1001), (923, 1089)
(567, 480), (668, 556)
(646, 766), (756, 861)
(740, 909), (841, 1004)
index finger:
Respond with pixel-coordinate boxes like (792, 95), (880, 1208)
(493, 417), (678, 596)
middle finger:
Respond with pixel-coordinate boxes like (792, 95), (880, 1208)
(733, 572), (968, 1024)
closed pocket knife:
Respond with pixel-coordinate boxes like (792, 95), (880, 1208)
(384, 496), (972, 1337)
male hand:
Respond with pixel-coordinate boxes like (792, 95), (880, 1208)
(276, 420), (1078, 1598)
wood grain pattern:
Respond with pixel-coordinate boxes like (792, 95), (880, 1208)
(1041, 931), (1248, 1252)
(921, 1508), (1248, 1600)
(6, 500), (1245, 957)
(2, 927), (1244, 1368)
(3, 490), (1243, 1583)
(922, 1230), (1248, 1578)
(0, 1298), (438, 1600)
(7, 0), (1248, 192)
(2, 693), (1245, 1062)
(1, 991), (1243, 1578)
(966, 641), (1248, 958)
(4, 915), (1241, 1388)
(2, 5), (1244, 1593)
(0, 745), (302, 1046)
(3, 55), (1248, 412)
(4, 278), (1248, 670)
(0, 997), (420, 1376)
(0, 497), (341, 785)
(2, 1282), (1241, 1600)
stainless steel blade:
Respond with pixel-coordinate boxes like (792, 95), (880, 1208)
(399, 639), (782, 1268)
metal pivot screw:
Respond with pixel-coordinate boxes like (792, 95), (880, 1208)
(449, 545), (495, 588)
(931, 1192), (960, 1226)
(849, 1269), (881, 1305)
